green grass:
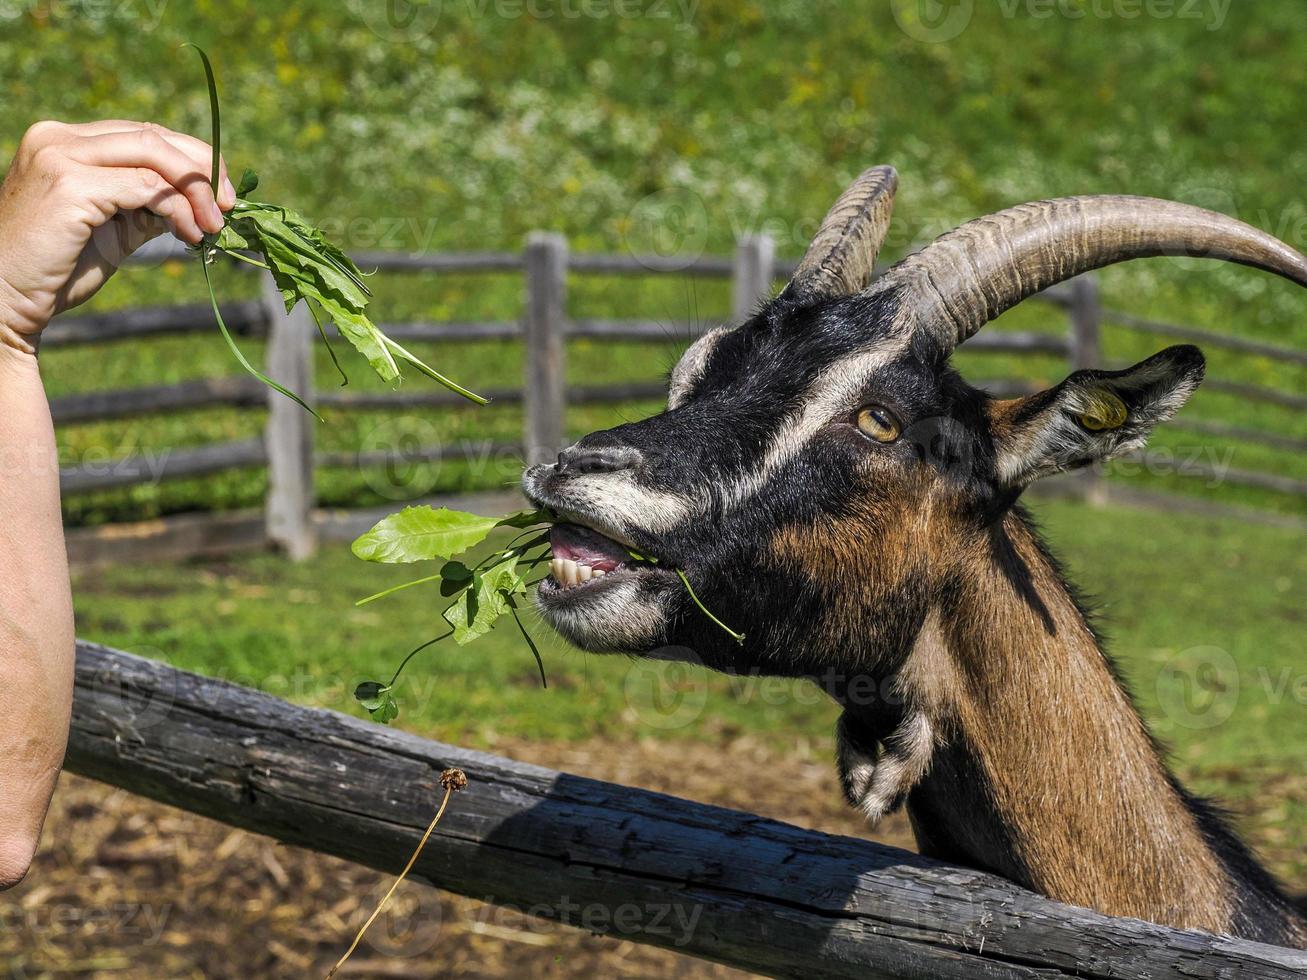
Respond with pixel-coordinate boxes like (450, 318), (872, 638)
(71, 497), (1306, 883)
(0, 3), (1302, 523)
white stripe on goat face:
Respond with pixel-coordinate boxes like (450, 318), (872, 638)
(716, 331), (914, 511)
(543, 326), (914, 539)
(546, 468), (701, 537)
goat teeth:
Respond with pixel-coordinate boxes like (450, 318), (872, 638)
(560, 558), (579, 588)
(577, 564), (593, 583)
(592, 569), (605, 578)
(550, 558), (564, 584)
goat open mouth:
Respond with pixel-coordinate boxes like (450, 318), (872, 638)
(540, 523), (656, 594)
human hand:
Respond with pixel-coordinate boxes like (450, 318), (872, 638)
(0, 120), (237, 351)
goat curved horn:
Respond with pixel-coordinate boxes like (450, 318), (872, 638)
(785, 166), (898, 301)
(879, 196), (1307, 352)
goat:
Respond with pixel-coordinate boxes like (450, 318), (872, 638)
(522, 168), (1307, 947)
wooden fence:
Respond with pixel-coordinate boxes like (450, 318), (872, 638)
(67, 641), (1307, 979)
(48, 235), (1307, 564)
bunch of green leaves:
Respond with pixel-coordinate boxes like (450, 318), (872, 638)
(186, 45), (484, 418)
(349, 505), (552, 723)
(349, 505), (745, 725)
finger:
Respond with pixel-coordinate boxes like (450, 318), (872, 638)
(63, 130), (226, 234)
(88, 164), (207, 245)
(66, 120), (237, 209)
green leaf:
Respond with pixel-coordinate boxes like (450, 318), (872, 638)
(352, 506), (501, 564)
(334, 308), (400, 383)
(354, 680), (398, 721)
(354, 681), (388, 703)
(183, 42), (482, 407)
(441, 560), (474, 582)
(371, 695), (399, 724)
(443, 555), (521, 644)
(213, 223), (250, 251)
(438, 560), (474, 596)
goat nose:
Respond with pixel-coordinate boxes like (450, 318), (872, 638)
(556, 443), (642, 475)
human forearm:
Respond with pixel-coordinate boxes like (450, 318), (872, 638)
(0, 344), (73, 887)
(0, 118), (231, 889)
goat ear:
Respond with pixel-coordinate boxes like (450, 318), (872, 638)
(987, 345), (1205, 488)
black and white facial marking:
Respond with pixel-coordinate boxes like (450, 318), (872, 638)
(524, 283), (1187, 675)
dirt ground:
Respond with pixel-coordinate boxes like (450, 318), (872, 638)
(1, 735), (918, 979)
(4, 734), (1302, 978)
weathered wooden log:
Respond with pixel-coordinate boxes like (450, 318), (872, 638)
(66, 643), (1306, 980)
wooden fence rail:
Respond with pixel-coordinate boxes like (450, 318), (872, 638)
(65, 641), (1307, 980)
(45, 235), (1306, 564)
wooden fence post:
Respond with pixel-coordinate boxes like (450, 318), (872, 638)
(524, 232), (568, 466)
(262, 273), (317, 559)
(731, 234), (775, 323)
(1069, 273), (1108, 507)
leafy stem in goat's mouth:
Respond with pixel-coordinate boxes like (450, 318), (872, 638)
(626, 548), (746, 645)
(185, 45), (485, 414)
(349, 505), (744, 724)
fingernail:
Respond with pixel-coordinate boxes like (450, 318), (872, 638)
(211, 200), (225, 227)
(222, 176), (236, 206)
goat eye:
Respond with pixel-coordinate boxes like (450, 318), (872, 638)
(856, 405), (900, 443)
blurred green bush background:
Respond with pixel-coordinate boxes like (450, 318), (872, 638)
(1, 0), (1303, 521)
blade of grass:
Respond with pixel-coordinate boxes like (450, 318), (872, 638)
(382, 335), (489, 405)
(221, 250), (271, 271)
(675, 568), (745, 644)
(305, 299), (349, 386)
(185, 43), (221, 196)
(201, 256), (322, 421)
(509, 604), (548, 689)
(355, 572), (443, 606)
